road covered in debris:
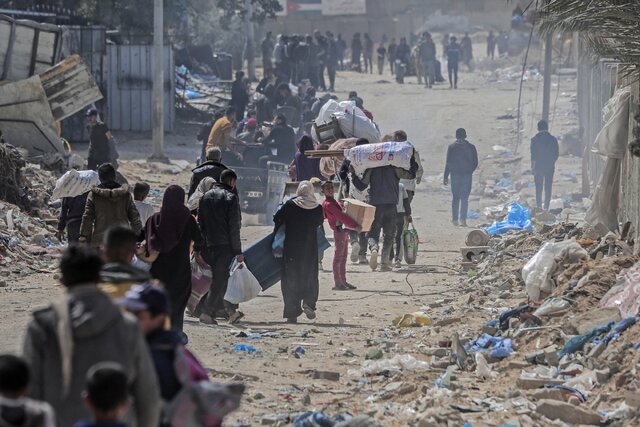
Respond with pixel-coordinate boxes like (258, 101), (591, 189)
(3, 64), (639, 426)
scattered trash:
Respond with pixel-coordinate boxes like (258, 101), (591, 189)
(486, 202), (532, 235)
(392, 311), (431, 328)
(365, 348), (384, 360)
(466, 334), (513, 359)
(475, 352), (495, 379)
(355, 354), (430, 376)
(232, 344), (258, 353)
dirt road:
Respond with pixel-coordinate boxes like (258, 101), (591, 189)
(2, 60), (579, 425)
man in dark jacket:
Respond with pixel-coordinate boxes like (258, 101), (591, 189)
(198, 169), (244, 325)
(531, 120), (559, 210)
(58, 192), (90, 243)
(86, 108), (117, 171)
(444, 128), (479, 227)
(23, 245), (160, 427)
(260, 114), (296, 167)
(188, 147), (229, 198)
(79, 163), (142, 247)
(351, 145), (417, 272)
(231, 71), (249, 122)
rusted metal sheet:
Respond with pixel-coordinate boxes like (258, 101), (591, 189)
(39, 54), (103, 121)
(0, 75), (65, 157)
(0, 15), (62, 81)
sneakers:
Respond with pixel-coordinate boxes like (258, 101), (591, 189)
(369, 249), (379, 271)
(380, 264), (392, 272)
(343, 282), (357, 290)
(358, 255), (368, 265)
(350, 242), (360, 263)
(452, 219), (459, 226)
(394, 259), (402, 268)
(460, 220), (468, 227)
(302, 304), (316, 320)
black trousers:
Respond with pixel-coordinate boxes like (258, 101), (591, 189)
(66, 219), (82, 243)
(534, 170), (555, 210)
(202, 247), (238, 317)
(367, 204), (397, 252)
(451, 174), (472, 221)
(448, 63), (459, 87)
(327, 64), (336, 90)
(391, 213), (405, 262)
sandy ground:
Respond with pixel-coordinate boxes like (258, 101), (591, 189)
(2, 51), (581, 425)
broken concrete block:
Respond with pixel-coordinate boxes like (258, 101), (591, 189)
(536, 399), (602, 425)
(530, 388), (566, 401)
(595, 368), (611, 384)
(516, 375), (565, 390)
(312, 370), (340, 381)
(544, 345), (559, 367)
(625, 391), (640, 407)
(567, 307), (621, 335)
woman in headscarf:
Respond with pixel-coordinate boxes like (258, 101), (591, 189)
(144, 185), (202, 333)
(187, 176), (216, 214)
(273, 181), (324, 323)
(293, 135), (322, 182)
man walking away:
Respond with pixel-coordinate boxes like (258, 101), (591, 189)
(445, 36), (461, 89)
(79, 163), (142, 246)
(86, 108), (117, 171)
(351, 33), (362, 72)
(418, 33), (437, 88)
(461, 32), (474, 71)
(261, 31), (274, 72)
(326, 32), (339, 91)
(376, 43), (386, 75)
(394, 130), (423, 205)
(231, 71), (249, 122)
(363, 33), (374, 74)
(336, 34), (347, 70)
(531, 120), (559, 210)
(58, 191), (90, 244)
(387, 38), (397, 75)
(188, 147), (229, 198)
(351, 153), (416, 272)
(392, 182), (411, 268)
(487, 31), (496, 59)
(23, 245), (160, 427)
(197, 169), (244, 325)
(444, 128), (478, 227)
(0, 354), (56, 427)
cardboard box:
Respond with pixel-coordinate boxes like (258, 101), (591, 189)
(342, 198), (376, 232)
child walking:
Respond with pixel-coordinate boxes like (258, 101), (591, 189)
(321, 181), (361, 291)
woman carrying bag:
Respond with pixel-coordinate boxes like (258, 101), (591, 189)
(273, 181), (324, 324)
(142, 185), (202, 335)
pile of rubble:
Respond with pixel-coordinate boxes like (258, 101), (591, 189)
(0, 146), (63, 282)
(331, 222), (640, 426)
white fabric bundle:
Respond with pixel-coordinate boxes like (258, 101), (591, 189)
(345, 141), (415, 176)
(52, 169), (99, 200)
(315, 100), (380, 144)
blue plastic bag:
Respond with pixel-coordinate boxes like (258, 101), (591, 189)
(466, 333), (513, 359)
(486, 202), (533, 235)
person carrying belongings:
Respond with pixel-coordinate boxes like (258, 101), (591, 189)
(321, 181), (361, 291)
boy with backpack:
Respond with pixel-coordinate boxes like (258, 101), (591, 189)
(0, 354), (56, 427)
(321, 181), (361, 291)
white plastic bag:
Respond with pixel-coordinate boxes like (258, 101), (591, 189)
(224, 260), (261, 304)
(346, 141), (415, 175)
(315, 100), (381, 144)
(52, 169), (99, 200)
(521, 239), (588, 301)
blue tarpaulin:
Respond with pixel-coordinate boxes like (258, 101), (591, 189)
(486, 202), (533, 235)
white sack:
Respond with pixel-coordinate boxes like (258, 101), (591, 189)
(224, 261), (261, 304)
(52, 169), (99, 200)
(345, 141), (415, 176)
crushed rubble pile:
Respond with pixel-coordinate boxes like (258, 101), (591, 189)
(0, 145), (63, 282)
(297, 223), (640, 426)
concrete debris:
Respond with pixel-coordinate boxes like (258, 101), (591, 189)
(536, 399), (602, 425)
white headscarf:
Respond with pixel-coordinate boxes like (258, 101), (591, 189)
(292, 180), (319, 210)
(187, 177), (216, 211)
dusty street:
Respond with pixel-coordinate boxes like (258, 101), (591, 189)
(2, 57), (583, 426)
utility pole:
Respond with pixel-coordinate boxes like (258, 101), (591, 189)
(149, 0), (168, 162)
(244, 0), (256, 80)
(542, 31), (553, 122)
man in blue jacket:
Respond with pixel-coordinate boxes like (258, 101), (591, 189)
(444, 128), (478, 227)
(530, 120), (559, 210)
